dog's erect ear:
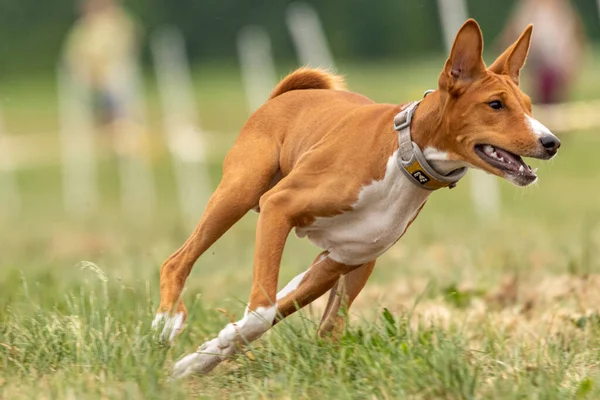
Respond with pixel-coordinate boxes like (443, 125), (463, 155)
(488, 25), (533, 85)
(439, 19), (486, 94)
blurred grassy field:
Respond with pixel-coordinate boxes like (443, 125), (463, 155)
(1, 50), (600, 398)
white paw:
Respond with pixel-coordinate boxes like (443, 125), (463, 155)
(169, 308), (275, 378)
(152, 312), (184, 343)
(171, 339), (234, 379)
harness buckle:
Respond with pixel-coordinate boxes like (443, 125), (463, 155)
(393, 103), (415, 131)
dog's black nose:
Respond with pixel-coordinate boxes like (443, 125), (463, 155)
(540, 135), (561, 152)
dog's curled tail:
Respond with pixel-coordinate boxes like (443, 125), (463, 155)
(269, 67), (346, 99)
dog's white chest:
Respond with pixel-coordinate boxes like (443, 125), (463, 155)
(295, 151), (430, 265)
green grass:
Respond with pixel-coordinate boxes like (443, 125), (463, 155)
(2, 53), (600, 398)
(3, 277), (600, 399)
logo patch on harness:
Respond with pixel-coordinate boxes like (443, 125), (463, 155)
(412, 170), (430, 184)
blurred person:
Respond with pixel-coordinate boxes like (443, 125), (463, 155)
(62, 0), (142, 125)
(498, 0), (586, 104)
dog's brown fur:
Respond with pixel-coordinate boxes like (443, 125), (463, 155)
(157, 19), (560, 377)
(270, 66), (347, 99)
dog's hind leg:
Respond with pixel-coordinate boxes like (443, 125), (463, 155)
(171, 252), (367, 379)
(317, 260), (375, 340)
(154, 133), (280, 343)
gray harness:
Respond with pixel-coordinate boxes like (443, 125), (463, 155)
(393, 91), (467, 190)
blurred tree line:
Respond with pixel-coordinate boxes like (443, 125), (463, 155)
(0, 0), (599, 75)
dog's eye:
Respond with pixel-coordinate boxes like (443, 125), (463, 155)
(488, 100), (504, 110)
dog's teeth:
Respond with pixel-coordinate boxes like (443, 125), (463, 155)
(499, 157), (504, 162)
(491, 152), (498, 159)
(484, 145), (494, 154)
(518, 165), (524, 172)
(532, 168), (538, 173)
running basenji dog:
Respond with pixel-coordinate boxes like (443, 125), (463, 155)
(153, 19), (560, 378)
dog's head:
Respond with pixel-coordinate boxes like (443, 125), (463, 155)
(424, 19), (560, 186)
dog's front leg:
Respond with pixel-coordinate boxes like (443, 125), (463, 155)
(171, 250), (359, 379)
(171, 190), (295, 378)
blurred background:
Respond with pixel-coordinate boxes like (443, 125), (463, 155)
(1, 0), (600, 313)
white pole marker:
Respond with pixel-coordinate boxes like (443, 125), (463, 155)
(436, 0), (469, 54)
(237, 25), (277, 113)
(0, 109), (21, 216)
(437, 0), (500, 219)
(109, 54), (157, 224)
(286, 2), (335, 68)
(151, 26), (211, 230)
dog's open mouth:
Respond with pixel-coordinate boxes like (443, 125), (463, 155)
(474, 144), (537, 179)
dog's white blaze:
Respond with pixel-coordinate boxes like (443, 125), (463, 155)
(295, 150), (430, 265)
(172, 305), (276, 378)
(152, 312), (166, 329)
(171, 352), (204, 379)
(152, 312), (185, 343)
(423, 147), (449, 160)
(526, 115), (554, 138)
(277, 270), (308, 300)
(238, 305), (277, 341)
(423, 146), (469, 175)
(276, 254), (327, 300)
